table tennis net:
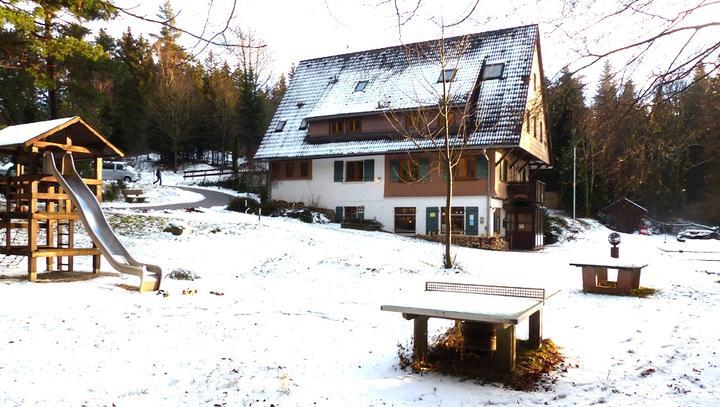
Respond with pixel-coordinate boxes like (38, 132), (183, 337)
(425, 281), (545, 300)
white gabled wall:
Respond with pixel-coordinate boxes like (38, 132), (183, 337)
(271, 156), (495, 236)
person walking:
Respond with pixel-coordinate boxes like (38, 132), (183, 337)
(153, 167), (162, 186)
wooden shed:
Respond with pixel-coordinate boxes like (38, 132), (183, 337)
(600, 198), (647, 233)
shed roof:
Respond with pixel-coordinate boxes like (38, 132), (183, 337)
(601, 198), (648, 214)
(0, 116), (123, 157)
(255, 24), (539, 160)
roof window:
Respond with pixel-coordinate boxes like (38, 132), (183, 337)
(298, 119), (308, 130)
(275, 120), (287, 132)
(354, 80), (368, 92)
(438, 68), (457, 83)
(482, 63), (504, 80)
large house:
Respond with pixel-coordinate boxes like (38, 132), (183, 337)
(254, 24), (551, 250)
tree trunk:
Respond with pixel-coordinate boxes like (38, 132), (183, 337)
(444, 164), (453, 269)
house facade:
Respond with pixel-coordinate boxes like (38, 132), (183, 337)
(254, 25), (551, 250)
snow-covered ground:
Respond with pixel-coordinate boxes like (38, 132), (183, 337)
(0, 202), (719, 405)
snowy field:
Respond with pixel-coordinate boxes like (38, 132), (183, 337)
(0, 205), (719, 406)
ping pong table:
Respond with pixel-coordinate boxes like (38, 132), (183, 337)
(381, 282), (557, 372)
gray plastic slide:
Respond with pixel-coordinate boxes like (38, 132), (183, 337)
(43, 152), (162, 291)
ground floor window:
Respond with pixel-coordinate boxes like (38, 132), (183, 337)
(394, 207), (416, 233)
(344, 206), (364, 221)
(440, 207), (465, 234)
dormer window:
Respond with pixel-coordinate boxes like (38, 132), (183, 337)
(482, 63), (504, 80)
(438, 68), (457, 83)
(354, 80), (368, 92)
(299, 118), (308, 130)
(275, 120), (287, 132)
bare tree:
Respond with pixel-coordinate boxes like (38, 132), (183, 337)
(384, 34), (483, 268)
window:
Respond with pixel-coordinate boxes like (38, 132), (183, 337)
(518, 213), (532, 231)
(344, 206), (364, 221)
(102, 163), (114, 170)
(347, 118), (361, 133)
(455, 156), (477, 180)
(394, 207), (416, 233)
(533, 73), (538, 91)
(270, 162), (280, 178)
(300, 161), (310, 177)
(285, 162), (294, 178)
(500, 159), (508, 182)
(398, 159), (420, 182)
(329, 119), (343, 134)
(525, 111), (530, 132)
(482, 63), (504, 80)
(540, 120), (544, 142)
(354, 80), (368, 92)
(438, 68), (457, 83)
(345, 161), (364, 182)
(533, 116), (537, 138)
(275, 120), (286, 132)
(299, 118), (308, 130)
(440, 207), (465, 235)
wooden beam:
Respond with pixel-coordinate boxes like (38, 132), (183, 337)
(413, 316), (429, 362)
(32, 212), (81, 221)
(495, 149), (514, 167)
(31, 248), (100, 258)
(31, 141), (93, 155)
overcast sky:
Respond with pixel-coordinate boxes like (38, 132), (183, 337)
(97, 0), (720, 95)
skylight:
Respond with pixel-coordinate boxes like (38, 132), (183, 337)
(275, 120), (287, 132)
(437, 69), (457, 83)
(482, 63), (504, 80)
(298, 119), (308, 130)
(354, 80), (369, 92)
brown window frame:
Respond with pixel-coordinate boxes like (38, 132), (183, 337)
(271, 160), (312, 180)
(394, 207), (416, 234)
(440, 207), (465, 235)
(285, 162), (294, 178)
(347, 118), (361, 133)
(300, 161), (310, 178)
(345, 161), (364, 182)
(329, 119), (344, 134)
(344, 206), (364, 221)
(398, 158), (420, 183)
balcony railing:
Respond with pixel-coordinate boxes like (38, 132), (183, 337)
(507, 180), (545, 205)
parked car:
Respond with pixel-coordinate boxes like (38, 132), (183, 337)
(676, 227), (720, 242)
(102, 161), (141, 183)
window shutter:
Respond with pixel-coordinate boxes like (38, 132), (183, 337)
(335, 206), (344, 222)
(476, 156), (488, 179)
(419, 158), (430, 181)
(334, 161), (343, 182)
(389, 159), (400, 182)
(363, 159), (374, 181)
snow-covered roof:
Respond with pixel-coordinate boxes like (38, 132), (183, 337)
(255, 24), (538, 160)
(0, 116), (123, 157)
(0, 117), (78, 147)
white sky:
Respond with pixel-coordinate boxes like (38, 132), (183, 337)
(95, 0), (720, 96)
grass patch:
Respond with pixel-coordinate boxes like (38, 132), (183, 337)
(106, 214), (169, 238)
(628, 287), (657, 298)
(398, 325), (567, 391)
(416, 235), (509, 251)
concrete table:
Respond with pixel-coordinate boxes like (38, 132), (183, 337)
(381, 283), (556, 373)
(570, 260), (648, 295)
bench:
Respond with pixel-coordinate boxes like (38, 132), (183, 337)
(123, 188), (147, 203)
(569, 261), (648, 295)
(381, 282), (555, 372)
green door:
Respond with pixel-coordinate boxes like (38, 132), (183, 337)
(426, 207), (439, 235)
(466, 207), (479, 235)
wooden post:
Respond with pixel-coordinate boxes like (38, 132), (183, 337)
(27, 180), (38, 281)
(495, 324), (516, 373)
(413, 316), (429, 362)
(94, 157), (103, 201)
(529, 309), (543, 349)
(92, 246), (101, 274)
(45, 186), (56, 272)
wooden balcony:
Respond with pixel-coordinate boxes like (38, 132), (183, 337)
(507, 180), (545, 205)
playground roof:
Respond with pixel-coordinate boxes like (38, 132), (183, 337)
(0, 116), (123, 157)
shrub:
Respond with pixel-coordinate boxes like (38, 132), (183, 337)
(418, 234), (509, 251)
(102, 179), (126, 202)
(543, 210), (566, 245)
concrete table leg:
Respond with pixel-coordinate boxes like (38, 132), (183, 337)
(529, 309), (543, 349)
(413, 316), (429, 362)
(495, 324), (516, 372)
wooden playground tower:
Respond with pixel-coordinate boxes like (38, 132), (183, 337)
(0, 117), (123, 281)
